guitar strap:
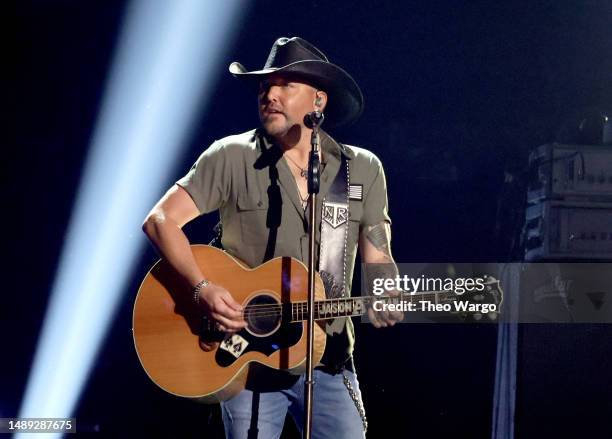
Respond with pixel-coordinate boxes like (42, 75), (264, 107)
(319, 151), (350, 335)
(319, 149), (367, 432)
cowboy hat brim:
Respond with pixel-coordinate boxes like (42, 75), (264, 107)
(229, 59), (364, 127)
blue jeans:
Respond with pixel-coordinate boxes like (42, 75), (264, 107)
(221, 369), (366, 439)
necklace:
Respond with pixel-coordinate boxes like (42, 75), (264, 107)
(297, 190), (309, 210)
(284, 153), (308, 179)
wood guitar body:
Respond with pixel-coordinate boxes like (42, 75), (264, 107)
(133, 245), (326, 403)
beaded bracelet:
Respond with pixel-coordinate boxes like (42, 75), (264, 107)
(192, 279), (210, 306)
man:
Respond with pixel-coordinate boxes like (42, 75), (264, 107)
(143, 36), (401, 439)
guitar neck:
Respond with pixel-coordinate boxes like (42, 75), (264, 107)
(290, 290), (456, 322)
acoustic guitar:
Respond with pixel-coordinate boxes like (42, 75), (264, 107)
(132, 245), (502, 403)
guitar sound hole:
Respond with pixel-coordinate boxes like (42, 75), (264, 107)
(245, 294), (281, 337)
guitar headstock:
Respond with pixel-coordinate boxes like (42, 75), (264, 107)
(438, 275), (504, 321)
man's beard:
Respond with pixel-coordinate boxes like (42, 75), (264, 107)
(262, 114), (291, 137)
(262, 117), (301, 145)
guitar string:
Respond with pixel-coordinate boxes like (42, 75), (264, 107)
(235, 287), (486, 311)
(229, 281), (498, 313)
(236, 289), (459, 312)
(218, 282), (500, 319)
(216, 287), (499, 318)
(239, 302), (369, 317)
(214, 297), (374, 319)
(237, 297), (396, 316)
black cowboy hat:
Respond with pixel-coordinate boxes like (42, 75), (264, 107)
(229, 37), (364, 127)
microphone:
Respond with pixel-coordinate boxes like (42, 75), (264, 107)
(304, 111), (324, 129)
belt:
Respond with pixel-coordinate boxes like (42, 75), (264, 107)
(315, 356), (355, 375)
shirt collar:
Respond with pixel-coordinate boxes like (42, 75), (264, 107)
(255, 128), (354, 161)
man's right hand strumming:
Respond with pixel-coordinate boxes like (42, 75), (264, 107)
(195, 282), (246, 333)
(142, 184), (246, 349)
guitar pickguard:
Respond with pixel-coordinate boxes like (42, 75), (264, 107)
(214, 321), (303, 367)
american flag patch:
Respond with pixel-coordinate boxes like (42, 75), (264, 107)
(349, 184), (363, 201)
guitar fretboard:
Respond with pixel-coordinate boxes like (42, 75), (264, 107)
(290, 290), (456, 322)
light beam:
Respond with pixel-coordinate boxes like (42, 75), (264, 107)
(18, 0), (248, 435)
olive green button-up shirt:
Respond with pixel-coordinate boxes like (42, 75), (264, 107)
(177, 128), (391, 365)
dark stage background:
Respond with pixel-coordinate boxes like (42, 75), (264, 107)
(5, 1), (612, 437)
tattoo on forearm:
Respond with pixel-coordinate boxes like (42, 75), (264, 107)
(365, 223), (391, 255)
(364, 263), (399, 296)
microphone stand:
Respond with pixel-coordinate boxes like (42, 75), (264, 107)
(304, 111), (323, 439)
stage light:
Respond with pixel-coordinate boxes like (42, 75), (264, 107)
(17, 0), (248, 435)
